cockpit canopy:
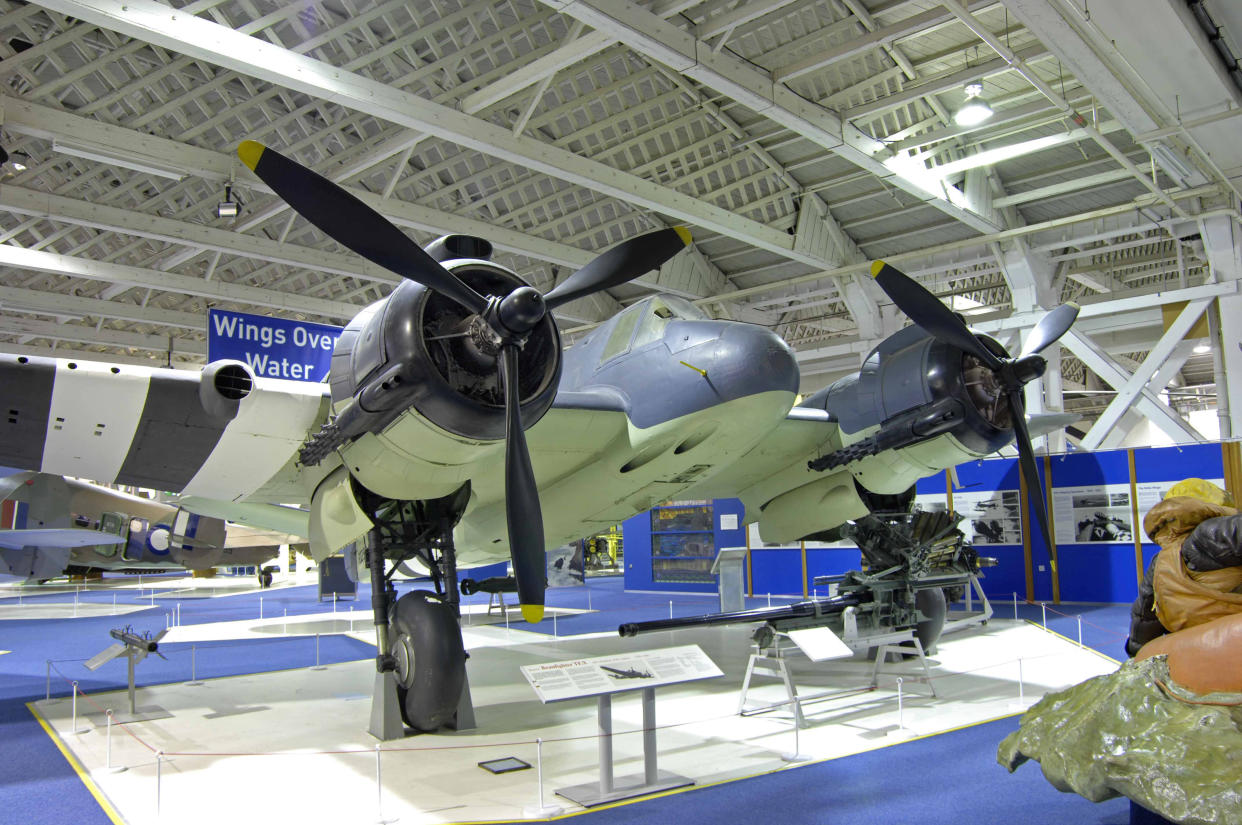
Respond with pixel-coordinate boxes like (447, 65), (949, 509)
(592, 295), (710, 364)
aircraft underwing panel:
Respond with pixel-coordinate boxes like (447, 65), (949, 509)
(181, 378), (327, 500)
(42, 359), (149, 481)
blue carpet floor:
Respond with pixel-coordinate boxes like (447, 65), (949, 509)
(0, 575), (1133, 825)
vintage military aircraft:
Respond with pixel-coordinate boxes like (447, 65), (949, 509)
(0, 141), (1075, 733)
(0, 471), (286, 582)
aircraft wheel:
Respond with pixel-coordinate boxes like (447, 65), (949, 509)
(389, 590), (465, 732)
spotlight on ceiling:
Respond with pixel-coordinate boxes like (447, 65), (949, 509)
(954, 81), (994, 127)
(216, 184), (240, 219)
(1193, 343), (1211, 354)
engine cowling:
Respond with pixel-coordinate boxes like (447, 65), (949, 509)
(805, 324), (1014, 475)
(304, 237), (562, 499)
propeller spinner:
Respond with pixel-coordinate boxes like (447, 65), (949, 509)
(238, 141), (690, 623)
(869, 260), (1078, 553)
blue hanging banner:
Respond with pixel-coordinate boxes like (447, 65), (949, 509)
(207, 308), (342, 383)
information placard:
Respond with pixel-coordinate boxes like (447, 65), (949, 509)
(520, 645), (723, 703)
(1052, 483), (1136, 544)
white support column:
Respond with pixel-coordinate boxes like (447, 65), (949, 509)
(1202, 214), (1242, 436)
(996, 239), (1058, 449)
(1042, 342), (1066, 454)
(1062, 329), (1206, 445)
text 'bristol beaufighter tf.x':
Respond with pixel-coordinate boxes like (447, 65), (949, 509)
(0, 141), (1077, 734)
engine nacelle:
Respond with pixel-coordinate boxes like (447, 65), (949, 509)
(804, 325), (1013, 476)
(304, 237), (562, 497)
(199, 360), (253, 420)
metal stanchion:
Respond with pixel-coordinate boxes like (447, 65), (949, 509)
(103, 709), (127, 773)
(156, 751), (163, 817)
(1012, 592), (1018, 619)
(375, 744), (396, 823)
(552, 612), (557, 638)
(70, 680), (87, 734)
(523, 737), (563, 817)
(896, 677), (905, 731)
(1077, 615), (1083, 648)
(186, 644), (203, 686)
(45, 660), (51, 702)
(313, 634), (326, 670)
(781, 695), (810, 761)
(669, 600), (673, 619)
(1040, 602), (1047, 628)
(112, 593), (117, 615)
(1010, 658), (1027, 709)
(260, 596), (264, 619)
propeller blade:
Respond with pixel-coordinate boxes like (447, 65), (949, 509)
(1020, 302), (1080, 357)
(1009, 389), (1054, 553)
(870, 260), (1003, 370)
(498, 344), (546, 623)
(237, 141), (488, 316)
(544, 227), (692, 310)
(1025, 411), (1081, 440)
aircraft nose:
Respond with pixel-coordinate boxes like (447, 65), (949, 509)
(713, 323), (800, 398)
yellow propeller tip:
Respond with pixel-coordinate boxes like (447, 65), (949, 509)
(870, 260), (886, 278)
(237, 140), (265, 171)
(674, 226), (692, 246)
(520, 604), (545, 624)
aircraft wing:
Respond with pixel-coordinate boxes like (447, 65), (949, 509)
(175, 497), (311, 538)
(0, 354), (331, 501)
(84, 642), (127, 671)
(679, 405), (843, 514)
(0, 527), (127, 550)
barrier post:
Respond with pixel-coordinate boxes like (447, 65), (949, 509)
(1077, 616), (1083, 648)
(781, 695), (810, 761)
(45, 660), (51, 701)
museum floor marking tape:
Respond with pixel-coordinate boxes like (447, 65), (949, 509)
(27, 701), (127, 825)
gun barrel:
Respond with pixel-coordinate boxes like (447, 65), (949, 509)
(618, 593), (863, 637)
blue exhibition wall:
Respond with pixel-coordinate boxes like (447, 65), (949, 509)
(620, 443), (1228, 604)
(954, 457), (1028, 602)
(1048, 449), (1133, 603)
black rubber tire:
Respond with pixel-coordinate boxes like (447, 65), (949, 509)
(389, 590), (466, 732)
(914, 587), (947, 653)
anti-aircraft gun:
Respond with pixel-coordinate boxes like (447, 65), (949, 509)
(619, 508), (995, 657)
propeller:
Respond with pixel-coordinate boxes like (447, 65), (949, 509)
(238, 141), (691, 623)
(869, 260), (1079, 552)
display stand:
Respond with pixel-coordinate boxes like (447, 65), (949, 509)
(84, 630), (172, 724)
(711, 547), (748, 613)
(555, 688), (691, 807)
(736, 627), (854, 728)
(942, 573), (993, 636)
(870, 637), (936, 697)
(520, 645), (723, 808)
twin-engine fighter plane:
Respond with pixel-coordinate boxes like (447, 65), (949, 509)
(0, 141), (1076, 732)
(0, 471), (285, 582)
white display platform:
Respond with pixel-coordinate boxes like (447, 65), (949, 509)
(33, 618), (1117, 825)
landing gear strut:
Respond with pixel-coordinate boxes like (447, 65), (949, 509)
(362, 485), (474, 739)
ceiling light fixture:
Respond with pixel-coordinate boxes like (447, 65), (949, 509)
(52, 138), (186, 180)
(954, 81), (994, 127)
(1193, 342), (1211, 354)
(215, 184), (240, 219)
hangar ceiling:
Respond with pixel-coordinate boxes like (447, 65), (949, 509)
(0, 0), (1239, 447)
